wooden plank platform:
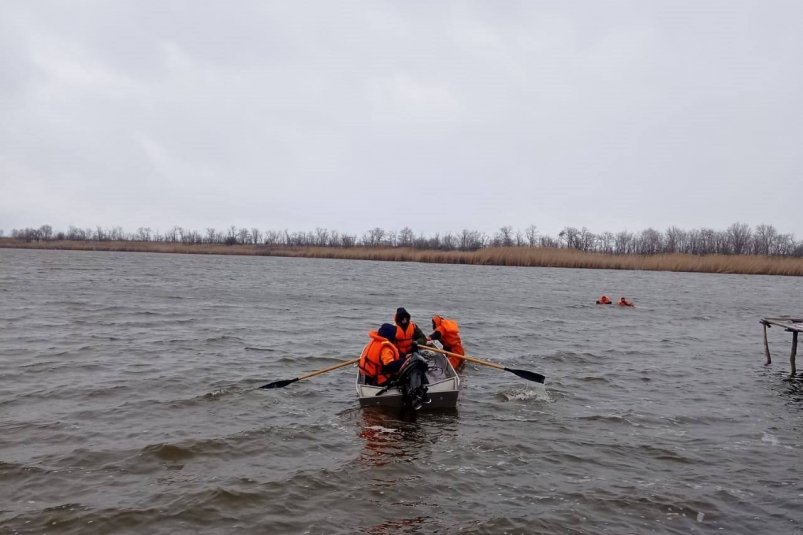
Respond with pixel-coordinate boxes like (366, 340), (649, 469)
(760, 316), (802, 376)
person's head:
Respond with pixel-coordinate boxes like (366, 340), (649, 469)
(431, 315), (443, 330)
(378, 323), (396, 341)
(395, 307), (411, 327)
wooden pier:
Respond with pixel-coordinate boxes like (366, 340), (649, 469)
(760, 316), (802, 376)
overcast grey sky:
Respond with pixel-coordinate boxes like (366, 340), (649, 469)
(1, 1), (801, 239)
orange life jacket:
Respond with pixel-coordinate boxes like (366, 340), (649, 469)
(359, 331), (400, 385)
(432, 315), (465, 370)
(395, 322), (417, 355)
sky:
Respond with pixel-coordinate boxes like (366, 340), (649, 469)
(1, 0), (801, 240)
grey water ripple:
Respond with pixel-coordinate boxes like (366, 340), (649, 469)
(0, 249), (800, 534)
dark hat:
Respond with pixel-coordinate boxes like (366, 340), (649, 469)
(378, 323), (396, 341)
(395, 307), (411, 323)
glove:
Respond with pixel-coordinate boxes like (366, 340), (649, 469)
(410, 342), (419, 353)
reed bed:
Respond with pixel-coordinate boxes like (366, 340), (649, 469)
(2, 239), (801, 276)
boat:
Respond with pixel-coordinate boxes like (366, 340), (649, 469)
(356, 349), (460, 410)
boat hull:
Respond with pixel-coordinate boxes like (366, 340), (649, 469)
(356, 351), (460, 410)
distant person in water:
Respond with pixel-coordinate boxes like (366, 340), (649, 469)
(596, 295), (612, 305)
(428, 315), (465, 371)
(393, 307), (427, 357)
(618, 297), (635, 307)
(358, 323), (404, 386)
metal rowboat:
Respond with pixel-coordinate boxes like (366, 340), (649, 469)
(356, 350), (460, 410)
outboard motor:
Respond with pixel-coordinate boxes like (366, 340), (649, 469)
(397, 352), (430, 410)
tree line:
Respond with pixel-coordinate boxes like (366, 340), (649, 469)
(4, 222), (802, 257)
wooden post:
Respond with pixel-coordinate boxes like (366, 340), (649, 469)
(791, 331), (798, 377)
(763, 322), (772, 366)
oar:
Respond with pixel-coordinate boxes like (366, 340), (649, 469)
(259, 358), (359, 389)
(422, 346), (545, 384)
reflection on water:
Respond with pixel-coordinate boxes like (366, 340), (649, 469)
(356, 406), (460, 535)
(362, 515), (428, 535)
(780, 375), (803, 405)
(358, 406), (459, 468)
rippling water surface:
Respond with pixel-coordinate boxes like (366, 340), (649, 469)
(1, 248), (801, 534)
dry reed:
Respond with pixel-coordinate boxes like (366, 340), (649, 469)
(1, 239), (801, 276)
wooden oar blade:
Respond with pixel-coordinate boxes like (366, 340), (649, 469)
(259, 377), (299, 389)
(505, 367), (545, 384)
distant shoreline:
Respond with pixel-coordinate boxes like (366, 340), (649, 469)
(1, 238), (801, 276)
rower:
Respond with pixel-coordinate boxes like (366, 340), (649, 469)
(428, 315), (465, 371)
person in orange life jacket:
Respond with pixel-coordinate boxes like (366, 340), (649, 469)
(596, 295), (612, 305)
(618, 297), (635, 307)
(359, 323), (405, 386)
(393, 307), (427, 357)
(428, 315), (465, 371)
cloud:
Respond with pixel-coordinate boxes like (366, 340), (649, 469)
(1, 0), (801, 238)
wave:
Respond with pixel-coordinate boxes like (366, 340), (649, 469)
(498, 385), (551, 402)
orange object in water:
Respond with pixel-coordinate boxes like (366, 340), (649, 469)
(596, 295), (612, 305)
(618, 297), (634, 307)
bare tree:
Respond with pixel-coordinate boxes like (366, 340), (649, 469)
(726, 222), (752, 255)
(578, 227), (595, 251)
(363, 227), (385, 247)
(398, 227), (415, 247)
(753, 224), (777, 256)
(251, 228), (262, 245)
(38, 225), (53, 241)
(328, 230), (340, 247)
(12, 228), (39, 241)
(664, 226), (685, 253)
(494, 226), (514, 247)
(774, 233), (795, 256)
(539, 235), (560, 248)
(67, 226), (83, 240)
(136, 227), (153, 241)
(263, 230), (282, 246)
(599, 232), (614, 254)
(525, 225), (538, 247)
(313, 227), (328, 247)
(614, 231), (633, 254)
(163, 226), (180, 243)
(417, 232), (441, 249)
(559, 227), (582, 250)
(459, 229), (485, 251)
(442, 232), (456, 250)
(637, 228), (663, 255)
(9, 221), (801, 258)
(109, 226), (125, 241)
(714, 230), (730, 255)
(383, 230), (397, 247)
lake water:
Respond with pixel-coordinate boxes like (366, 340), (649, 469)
(0, 248), (801, 534)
